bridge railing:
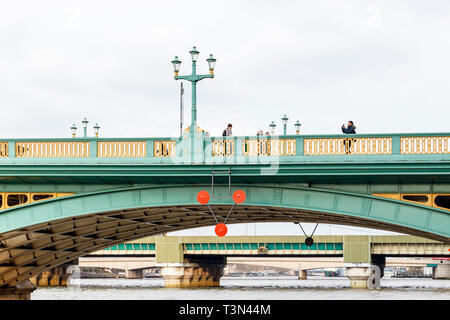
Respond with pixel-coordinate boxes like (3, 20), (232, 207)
(0, 133), (449, 163)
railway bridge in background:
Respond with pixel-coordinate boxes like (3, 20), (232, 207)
(0, 132), (449, 298)
(78, 235), (450, 283)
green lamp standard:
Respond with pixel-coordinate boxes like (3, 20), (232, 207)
(294, 120), (301, 135)
(171, 47), (216, 133)
(81, 117), (89, 138)
(70, 124), (77, 138)
(94, 123), (100, 137)
(282, 114), (289, 135)
(269, 121), (276, 135)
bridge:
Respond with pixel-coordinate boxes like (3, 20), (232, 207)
(78, 235), (449, 282)
(0, 131), (450, 299)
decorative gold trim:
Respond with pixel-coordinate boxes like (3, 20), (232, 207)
(97, 141), (146, 158)
(183, 126), (204, 133)
(0, 192), (74, 210)
(304, 137), (391, 155)
(400, 136), (450, 154)
(154, 141), (176, 157)
(372, 193), (450, 211)
(212, 140), (234, 156)
(242, 139), (296, 156)
(15, 141), (89, 158)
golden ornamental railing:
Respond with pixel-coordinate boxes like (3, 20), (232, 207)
(154, 141), (176, 157)
(400, 136), (450, 154)
(15, 141), (89, 158)
(0, 143), (8, 157)
(242, 139), (296, 156)
(304, 137), (392, 155)
(97, 141), (146, 157)
(212, 140), (234, 156)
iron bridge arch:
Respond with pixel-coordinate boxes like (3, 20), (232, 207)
(0, 184), (449, 287)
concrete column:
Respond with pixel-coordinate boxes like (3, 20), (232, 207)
(371, 255), (385, 278)
(159, 256), (225, 288)
(345, 265), (372, 289)
(433, 261), (450, 279)
(298, 269), (307, 280)
(0, 280), (36, 300)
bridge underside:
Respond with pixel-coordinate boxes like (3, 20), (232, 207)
(0, 184), (449, 288)
(0, 204), (446, 288)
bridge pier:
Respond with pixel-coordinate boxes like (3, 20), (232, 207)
(125, 269), (143, 279)
(433, 260), (450, 279)
(160, 256), (225, 288)
(0, 281), (36, 300)
(30, 262), (74, 287)
(298, 269), (307, 280)
(345, 264), (372, 288)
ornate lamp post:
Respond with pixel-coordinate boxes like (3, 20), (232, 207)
(93, 123), (100, 137)
(294, 120), (301, 135)
(269, 121), (276, 135)
(81, 117), (89, 138)
(171, 46), (216, 133)
(282, 114), (289, 135)
(70, 124), (77, 138)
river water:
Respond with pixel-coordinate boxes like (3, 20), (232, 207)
(31, 276), (450, 300)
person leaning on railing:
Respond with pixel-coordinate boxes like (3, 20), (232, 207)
(222, 123), (233, 137)
(341, 121), (357, 154)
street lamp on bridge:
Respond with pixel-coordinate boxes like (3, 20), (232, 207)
(81, 117), (89, 138)
(269, 121), (276, 135)
(70, 124), (77, 138)
(294, 120), (301, 135)
(282, 114), (289, 135)
(70, 118), (100, 138)
(171, 46), (216, 133)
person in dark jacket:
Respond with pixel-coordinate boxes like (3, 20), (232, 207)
(342, 121), (356, 134)
(341, 121), (356, 154)
(222, 124), (232, 137)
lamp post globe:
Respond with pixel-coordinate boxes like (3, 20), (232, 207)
(295, 120), (302, 135)
(269, 121), (276, 135)
(94, 123), (100, 137)
(171, 56), (182, 76)
(70, 124), (77, 138)
(206, 54), (216, 74)
(189, 46), (200, 62)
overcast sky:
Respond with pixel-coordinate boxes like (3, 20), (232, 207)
(1, 1), (449, 236)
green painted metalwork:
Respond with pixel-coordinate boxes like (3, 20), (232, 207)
(0, 133), (449, 185)
(0, 185), (448, 242)
(173, 46), (215, 133)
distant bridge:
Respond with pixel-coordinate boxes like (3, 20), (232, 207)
(79, 235), (449, 280)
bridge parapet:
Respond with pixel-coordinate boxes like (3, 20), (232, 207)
(0, 132), (449, 164)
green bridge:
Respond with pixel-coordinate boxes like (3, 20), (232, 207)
(0, 131), (450, 298)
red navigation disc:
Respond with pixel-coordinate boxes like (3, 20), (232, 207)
(215, 223), (228, 237)
(232, 189), (246, 204)
(197, 190), (210, 205)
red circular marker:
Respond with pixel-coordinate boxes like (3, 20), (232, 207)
(232, 189), (246, 204)
(197, 190), (210, 205)
(215, 223), (228, 237)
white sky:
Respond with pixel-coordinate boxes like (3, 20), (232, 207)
(1, 1), (449, 236)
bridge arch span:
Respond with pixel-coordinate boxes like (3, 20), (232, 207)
(0, 184), (448, 287)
